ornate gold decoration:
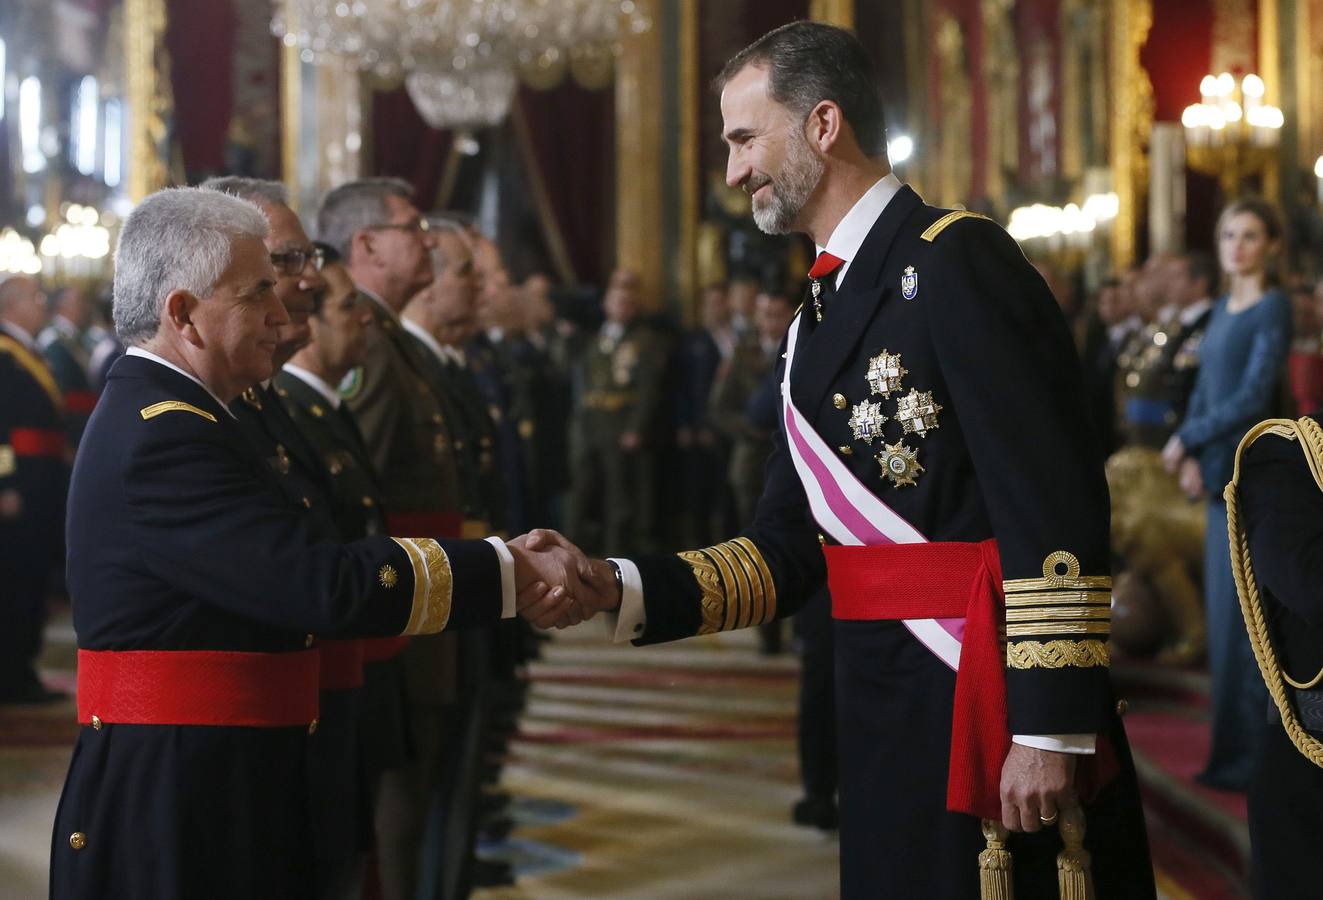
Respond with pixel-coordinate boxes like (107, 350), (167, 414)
(1108, 0), (1153, 270)
(138, 401), (218, 423)
(1042, 550), (1081, 584)
(677, 537), (777, 636)
(866, 350), (907, 397)
(1004, 607), (1111, 622)
(895, 389), (942, 437)
(833, 393), (848, 410)
(241, 388), (263, 410)
(1006, 621), (1110, 637)
(920, 210), (993, 243)
(378, 564), (399, 589)
(877, 441), (924, 488)
(848, 400), (888, 445)
(1002, 551), (1112, 656)
(126, 0), (172, 202)
(392, 538), (454, 634)
(1006, 639), (1110, 669)
(979, 819), (1014, 899)
(615, 0), (663, 311)
(69, 832), (87, 851)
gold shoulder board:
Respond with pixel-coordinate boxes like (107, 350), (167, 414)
(920, 210), (994, 243)
(140, 401), (217, 423)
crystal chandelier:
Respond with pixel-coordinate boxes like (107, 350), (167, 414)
(405, 67), (517, 132)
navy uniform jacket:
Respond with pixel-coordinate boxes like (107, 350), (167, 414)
(0, 330), (66, 527)
(620, 185), (1151, 898)
(51, 354), (505, 900)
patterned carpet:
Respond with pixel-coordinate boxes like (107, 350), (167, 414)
(0, 614), (1251, 899)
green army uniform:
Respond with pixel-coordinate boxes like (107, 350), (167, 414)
(38, 317), (98, 445)
(566, 322), (669, 554)
(1117, 306), (1212, 448)
(710, 334), (780, 524)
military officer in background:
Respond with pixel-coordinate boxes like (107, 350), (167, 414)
(1227, 414), (1323, 898)
(566, 270), (669, 555)
(38, 286), (100, 445)
(0, 275), (68, 705)
(316, 177), (470, 900)
(50, 186), (584, 900)
(202, 175), (371, 899)
(530, 22), (1153, 899)
(1118, 252), (1215, 448)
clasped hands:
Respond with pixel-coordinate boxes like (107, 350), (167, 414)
(507, 529), (621, 629)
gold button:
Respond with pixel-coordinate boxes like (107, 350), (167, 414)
(817, 533), (826, 545)
(302, 496), (311, 508)
(69, 832), (86, 850)
(838, 445), (853, 456)
(90, 715), (102, 731)
(362, 496), (375, 507)
(1116, 698), (1129, 717)
(305, 633), (315, 648)
(308, 718), (319, 735)
(833, 393), (848, 409)
(432, 413), (443, 424)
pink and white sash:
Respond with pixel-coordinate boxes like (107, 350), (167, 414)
(781, 313), (965, 670)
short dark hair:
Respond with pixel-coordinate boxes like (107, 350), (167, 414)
(1184, 251), (1218, 295)
(715, 21), (887, 157)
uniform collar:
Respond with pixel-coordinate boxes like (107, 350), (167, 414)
(124, 346), (237, 418)
(357, 285), (400, 323)
(401, 316), (448, 365)
(281, 363), (343, 410)
(0, 320), (37, 350)
(814, 173), (903, 286)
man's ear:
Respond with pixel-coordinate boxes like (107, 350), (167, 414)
(351, 229), (375, 266)
(163, 289), (204, 348)
(806, 100), (844, 155)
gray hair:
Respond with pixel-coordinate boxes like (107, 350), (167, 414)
(314, 177), (415, 264)
(199, 176), (289, 208)
(427, 215), (469, 269)
(112, 187), (269, 344)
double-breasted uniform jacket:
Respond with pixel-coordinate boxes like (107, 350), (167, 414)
(573, 321), (670, 450)
(620, 184), (1152, 898)
(1227, 415), (1323, 898)
(50, 354), (505, 900)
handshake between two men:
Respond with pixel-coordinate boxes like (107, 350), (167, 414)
(506, 529), (621, 629)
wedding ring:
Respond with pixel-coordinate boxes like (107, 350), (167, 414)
(1039, 812), (1058, 826)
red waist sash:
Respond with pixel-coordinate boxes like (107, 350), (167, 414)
(77, 649), (320, 728)
(318, 639), (364, 692)
(11, 427), (66, 458)
(361, 636), (410, 662)
(386, 511), (464, 539)
(63, 390), (99, 415)
(825, 539), (1009, 820)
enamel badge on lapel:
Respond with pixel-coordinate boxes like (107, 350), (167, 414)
(895, 388), (942, 436)
(847, 400), (888, 445)
(866, 350), (907, 397)
(901, 266), (919, 300)
(877, 441), (924, 487)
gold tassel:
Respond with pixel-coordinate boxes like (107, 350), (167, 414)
(979, 819), (1014, 900)
(1056, 806), (1095, 900)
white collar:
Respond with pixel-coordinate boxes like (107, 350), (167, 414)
(281, 363), (343, 410)
(0, 320), (37, 350)
(124, 346), (237, 418)
(1180, 298), (1212, 326)
(401, 317), (448, 365)
(814, 173), (904, 287)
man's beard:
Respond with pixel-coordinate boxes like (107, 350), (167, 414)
(751, 132), (825, 235)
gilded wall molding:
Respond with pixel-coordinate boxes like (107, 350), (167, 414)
(1108, 0), (1153, 270)
(810, 0), (855, 29)
(125, 0), (171, 202)
(615, 0), (664, 310)
(678, 0), (700, 322)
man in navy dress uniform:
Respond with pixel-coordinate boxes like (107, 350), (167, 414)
(49, 187), (584, 900)
(530, 22), (1154, 899)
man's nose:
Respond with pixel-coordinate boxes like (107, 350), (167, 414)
(726, 151), (750, 190)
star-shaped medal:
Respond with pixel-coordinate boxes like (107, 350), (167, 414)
(866, 350), (907, 397)
(895, 388), (943, 437)
(877, 441), (924, 487)
(847, 400), (888, 445)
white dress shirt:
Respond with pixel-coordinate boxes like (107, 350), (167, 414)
(123, 347), (236, 418)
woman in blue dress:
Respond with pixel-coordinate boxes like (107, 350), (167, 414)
(1162, 196), (1292, 790)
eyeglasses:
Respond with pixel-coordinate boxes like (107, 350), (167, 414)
(367, 218), (431, 236)
(270, 245), (327, 276)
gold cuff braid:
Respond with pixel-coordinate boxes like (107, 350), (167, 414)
(1006, 639), (1110, 670)
(677, 537), (777, 636)
(392, 538), (454, 635)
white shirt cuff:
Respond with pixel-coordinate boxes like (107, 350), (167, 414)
(1011, 733), (1096, 754)
(602, 557), (646, 642)
(484, 536), (516, 619)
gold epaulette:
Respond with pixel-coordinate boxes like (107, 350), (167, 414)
(920, 210), (994, 242)
(1227, 417), (1323, 768)
(1002, 550), (1110, 670)
(139, 401), (217, 423)
(677, 537), (777, 635)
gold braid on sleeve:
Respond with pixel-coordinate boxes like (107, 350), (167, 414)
(1227, 417), (1323, 768)
(677, 537), (778, 636)
(1003, 550), (1112, 669)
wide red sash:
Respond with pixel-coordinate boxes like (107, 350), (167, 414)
(11, 427), (66, 458)
(826, 539), (1009, 820)
(77, 649), (320, 728)
(318, 639), (364, 692)
(63, 390), (99, 414)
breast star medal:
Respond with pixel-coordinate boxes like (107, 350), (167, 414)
(866, 350), (907, 397)
(877, 441), (924, 487)
(847, 400), (888, 445)
(895, 388), (943, 437)
(901, 266), (919, 300)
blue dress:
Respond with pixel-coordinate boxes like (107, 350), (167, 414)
(1177, 288), (1291, 788)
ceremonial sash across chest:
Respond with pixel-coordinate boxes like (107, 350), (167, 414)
(780, 312), (1010, 819)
